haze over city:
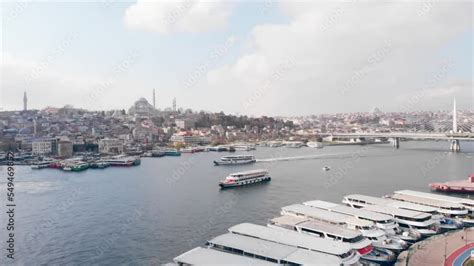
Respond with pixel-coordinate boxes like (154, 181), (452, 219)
(2, 1), (472, 115)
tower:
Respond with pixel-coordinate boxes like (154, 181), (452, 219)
(23, 91), (28, 111)
(452, 98), (457, 133)
(153, 89), (156, 110)
(173, 97), (176, 112)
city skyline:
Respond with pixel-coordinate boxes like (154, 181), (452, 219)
(2, 1), (473, 115)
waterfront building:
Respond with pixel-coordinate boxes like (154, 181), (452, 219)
(57, 140), (73, 158)
(98, 138), (124, 154)
(170, 133), (211, 145)
(32, 138), (56, 155)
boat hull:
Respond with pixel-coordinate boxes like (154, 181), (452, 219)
(219, 176), (271, 188)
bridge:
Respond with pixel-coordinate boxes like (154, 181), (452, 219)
(319, 100), (473, 152)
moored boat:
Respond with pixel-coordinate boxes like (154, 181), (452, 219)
(31, 161), (51, 169)
(219, 169), (271, 188)
(164, 149), (181, 156)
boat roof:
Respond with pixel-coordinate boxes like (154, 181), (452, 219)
(282, 204), (373, 227)
(362, 204), (432, 219)
(173, 247), (274, 265)
(228, 223), (352, 255)
(304, 200), (393, 222)
(223, 155), (255, 158)
(271, 215), (309, 225)
(390, 193), (466, 209)
(272, 215), (361, 239)
(230, 169), (268, 175)
(394, 190), (474, 208)
(208, 233), (340, 264)
(345, 194), (438, 213)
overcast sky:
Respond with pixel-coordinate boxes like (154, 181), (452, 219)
(1, 1), (472, 115)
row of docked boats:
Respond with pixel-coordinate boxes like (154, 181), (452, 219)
(31, 155), (141, 172)
(173, 190), (474, 265)
(259, 140), (324, 148)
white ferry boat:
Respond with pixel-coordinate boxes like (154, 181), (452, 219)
(281, 204), (388, 243)
(219, 169), (271, 188)
(303, 200), (410, 251)
(268, 215), (396, 264)
(231, 143), (256, 151)
(394, 190), (474, 227)
(213, 155), (256, 166)
(228, 223), (361, 265)
(307, 141), (324, 148)
(343, 194), (463, 231)
(31, 161), (51, 169)
(207, 233), (342, 265)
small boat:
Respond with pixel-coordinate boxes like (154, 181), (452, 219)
(307, 141), (324, 148)
(284, 141), (304, 148)
(219, 169), (271, 188)
(323, 166), (331, 171)
(151, 150), (165, 157)
(214, 155), (256, 166)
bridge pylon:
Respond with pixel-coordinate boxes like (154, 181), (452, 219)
(450, 139), (461, 152)
(392, 137), (400, 149)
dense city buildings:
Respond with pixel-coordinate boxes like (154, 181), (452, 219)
(0, 96), (472, 157)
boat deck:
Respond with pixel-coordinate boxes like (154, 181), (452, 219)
(430, 178), (474, 192)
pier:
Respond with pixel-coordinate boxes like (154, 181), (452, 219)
(396, 228), (474, 266)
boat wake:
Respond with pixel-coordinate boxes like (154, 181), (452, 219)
(256, 152), (358, 162)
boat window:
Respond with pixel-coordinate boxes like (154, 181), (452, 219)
(343, 235), (365, 243)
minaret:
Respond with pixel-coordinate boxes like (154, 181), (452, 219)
(23, 91), (28, 111)
(173, 97), (176, 112)
(453, 98), (457, 133)
(153, 89), (156, 110)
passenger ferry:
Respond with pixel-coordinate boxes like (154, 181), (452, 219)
(164, 149), (181, 156)
(394, 189), (474, 227)
(105, 156), (140, 166)
(268, 215), (397, 264)
(228, 223), (361, 265)
(303, 200), (409, 251)
(213, 155), (256, 166)
(207, 233), (342, 265)
(63, 162), (89, 172)
(281, 204), (388, 242)
(219, 169), (270, 188)
(343, 194), (462, 231)
(31, 161), (51, 169)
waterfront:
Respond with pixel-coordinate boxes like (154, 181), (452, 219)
(1, 141), (473, 264)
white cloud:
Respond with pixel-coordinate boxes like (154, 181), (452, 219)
(124, 0), (233, 34)
(203, 1), (472, 115)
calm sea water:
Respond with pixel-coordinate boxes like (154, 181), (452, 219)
(1, 141), (473, 265)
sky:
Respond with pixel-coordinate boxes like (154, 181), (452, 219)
(1, 1), (473, 116)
